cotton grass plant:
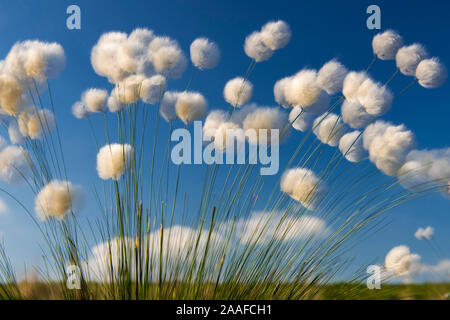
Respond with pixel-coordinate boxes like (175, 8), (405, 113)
(0, 21), (448, 300)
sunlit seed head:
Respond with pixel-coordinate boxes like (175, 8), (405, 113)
(242, 106), (288, 144)
(140, 75), (167, 104)
(190, 38), (220, 70)
(72, 101), (91, 119)
(160, 91), (180, 122)
(342, 71), (368, 102)
(396, 43), (428, 76)
(114, 74), (146, 104)
(244, 31), (274, 62)
(317, 59), (348, 95)
(96, 143), (134, 180)
(289, 106), (316, 132)
(285, 69), (321, 107)
(341, 99), (375, 129)
(35, 180), (84, 221)
(27, 109), (56, 139)
(338, 131), (367, 162)
(82, 88), (108, 113)
(372, 30), (403, 60)
(224, 77), (253, 107)
(0, 74), (26, 116)
(365, 122), (416, 176)
(385, 245), (420, 276)
(149, 37), (187, 79)
(274, 76), (293, 108)
(260, 20), (291, 50)
(280, 167), (326, 210)
(312, 112), (347, 147)
(91, 32), (129, 83)
(175, 91), (208, 124)
(357, 79), (393, 116)
(415, 57), (447, 88)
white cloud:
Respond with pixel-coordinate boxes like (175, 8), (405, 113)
(235, 211), (329, 245)
(414, 226), (434, 240)
(85, 226), (224, 282)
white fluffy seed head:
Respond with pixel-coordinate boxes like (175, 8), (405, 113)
(72, 101), (90, 119)
(260, 20), (291, 50)
(0, 73), (27, 116)
(128, 28), (155, 45)
(82, 88), (108, 113)
(203, 110), (229, 134)
(341, 99), (375, 129)
(114, 74), (145, 104)
(285, 69), (321, 107)
(313, 113), (347, 146)
(18, 108), (56, 139)
(0, 146), (30, 184)
(365, 86), (393, 116)
(362, 120), (390, 150)
(357, 79), (393, 116)
(91, 32), (129, 83)
(175, 91), (208, 124)
(397, 159), (428, 190)
(317, 59), (348, 95)
(242, 106), (288, 144)
(190, 38), (220, 70)
(224, 77), (253, 107)
(119, 28), (155, 76)
(280, 168), (326, 209)
(302, 90), (330, 115)
(410, 149), (450, 183)
(93, 28), (154, 83)
(4, 40), (66, 82)
(17, 111), (30, 137)
(396, 44), (428, 76)
(230, 103), (258, 126)
(96, 144), (134, 180)
(140, 75), (167, 104)
(116, 39), (140, 74)
(274, 76), (293, 108)
(338, 131), (367, 162)
(372, 30), (403, 60)
(244, 31), (274, 62)
(289, 107), (316, 132)
(342, 71), (368, 102)
(365, 122), (416, 176)
(25, 42), (65, 80)
(106, 90), (123, 113)
(415, 58), (447, 88)
(385, 245), (420, 276)
(147, 36), (174, 52)
(398, 148), (450, 192)
(356, 77), (376, 101)
(149, 37), (187, 79)
(27, 109), (56, 139)
(159, 91), (180, 122)
(205, 120), (243, 151)
(34, 180), (84, 221)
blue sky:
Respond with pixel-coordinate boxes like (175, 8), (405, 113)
(0, 0), (449, 280)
